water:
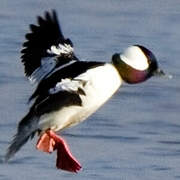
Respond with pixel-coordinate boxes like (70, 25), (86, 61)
(0, 0), (180, 179)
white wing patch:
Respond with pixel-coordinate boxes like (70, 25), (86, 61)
(29, 57), (56, 84)
(47, 43), (74, 56)
(49, 78), (86, 94)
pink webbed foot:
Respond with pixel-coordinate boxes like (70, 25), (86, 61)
(36, 132), (55, 153)
(36, 130), (82, 173)
(47, 130), (82, 173)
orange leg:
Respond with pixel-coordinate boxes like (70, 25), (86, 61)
(36, 130), (82, 173)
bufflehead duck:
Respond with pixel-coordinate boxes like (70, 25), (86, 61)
(5, 10), (166, 173)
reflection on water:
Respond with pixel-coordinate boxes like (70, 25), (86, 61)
(0, 0), (180, 180)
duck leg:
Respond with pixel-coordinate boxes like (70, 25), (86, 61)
(36, 130), (82, 173)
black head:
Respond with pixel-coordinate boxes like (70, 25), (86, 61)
(112, 45), (165, 84)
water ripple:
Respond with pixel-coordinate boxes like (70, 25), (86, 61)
(158, 140), (180, 145)
(151, 165), (171, 171)
(64, 133), (140, 142)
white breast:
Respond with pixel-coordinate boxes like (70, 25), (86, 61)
(39, 63), (122, 131)
(78, 63), (122, 107)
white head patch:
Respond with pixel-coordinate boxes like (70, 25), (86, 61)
(47, 43), (74, 56)
(120, 46), (149, 71)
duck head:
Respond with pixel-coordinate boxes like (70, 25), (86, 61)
(112, 45), (166, 84)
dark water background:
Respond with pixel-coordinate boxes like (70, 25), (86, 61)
(0, 1), (180, 179)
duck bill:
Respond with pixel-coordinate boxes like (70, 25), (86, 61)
(153, 68), (165, 77)
(153, 68), (172, 79)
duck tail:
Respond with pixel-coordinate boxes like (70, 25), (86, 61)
(5, 111), (38, 162)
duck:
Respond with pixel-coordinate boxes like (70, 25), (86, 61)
(5, 10), (166, 173)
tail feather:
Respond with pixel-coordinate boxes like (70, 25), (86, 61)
(5, 133), (31, 162)
(5, 112), (38, 162)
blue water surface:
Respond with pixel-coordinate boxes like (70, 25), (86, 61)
(0, 1), (180, 180)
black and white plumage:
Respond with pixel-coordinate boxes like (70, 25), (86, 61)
(5, 10), (165, 167)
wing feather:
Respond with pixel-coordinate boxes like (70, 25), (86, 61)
(21, 10), (78, 83)
(34, 91), (82, 116)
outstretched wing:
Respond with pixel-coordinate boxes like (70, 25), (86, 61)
(21, 10), (78, 84)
